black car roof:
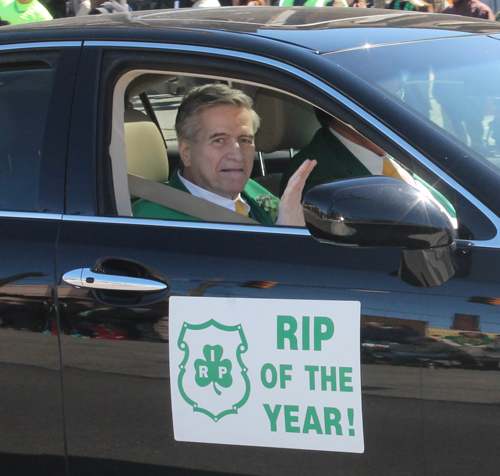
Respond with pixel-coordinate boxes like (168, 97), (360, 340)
(1, 7), (500, 53)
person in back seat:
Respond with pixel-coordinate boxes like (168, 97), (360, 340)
(279, 107), (456, 223)
(133, 84), (316, 226)
(279, 108), (416, 199)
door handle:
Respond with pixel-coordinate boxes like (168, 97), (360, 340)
(62, 268), (168, 292)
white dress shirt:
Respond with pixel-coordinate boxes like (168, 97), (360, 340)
(177, 171), (251, 215)
(329, 127), (386, 175)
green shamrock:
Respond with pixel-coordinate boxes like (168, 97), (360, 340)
(194, 345), (233, 395)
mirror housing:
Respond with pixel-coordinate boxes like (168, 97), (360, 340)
(303, 176), (456, 249)
(303, 176), (457, 287)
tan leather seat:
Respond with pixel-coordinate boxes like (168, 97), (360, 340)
(253, 89), (320, 194)
(254, 88), (319, 154)
(124, 108), (169, 189)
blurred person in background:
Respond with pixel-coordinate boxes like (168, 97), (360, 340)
(279, 0), (348, 5)
(191, 0), (220, 7)
(442, 0), (494, 20)
(386, 0), (434, 11)
(88, 0), (130, 13)
(69, 0), (129, 15)
(233, 0), (266, 5)
(0, 0), (52, 23)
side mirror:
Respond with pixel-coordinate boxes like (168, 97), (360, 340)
(303, 176), (457, 287)
(303, 176), (455, 249)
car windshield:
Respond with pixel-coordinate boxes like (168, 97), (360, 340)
(325, 34), (500, 172)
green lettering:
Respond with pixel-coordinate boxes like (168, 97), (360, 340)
(284, 405), (300, 433)
(302, 406), (323, 434)
(280, 364), (293, 389)
(348, 408), (355, 436)
(261, 363), (278, 389)
(339, 367), (353, 392)
(314, 317), (334, 351)
(324, 407), (342, 435)
(302, 316), (310, 350)
(304, 365), (319, 390)
(263, 404), (281, 432)
(277, 315), (298, 350)
(321, 366), (337, 391)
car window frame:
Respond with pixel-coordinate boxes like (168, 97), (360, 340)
(79, 40), (500, 246)
(0, 42), (81, 216)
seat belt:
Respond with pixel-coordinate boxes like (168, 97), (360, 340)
(127, 174), (260, 225)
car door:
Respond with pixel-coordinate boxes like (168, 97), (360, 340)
(0, 43), (80, 475)
(56, 41), (500, 476)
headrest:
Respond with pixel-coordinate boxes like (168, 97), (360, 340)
(124, 107), (152, 123)
(124, 108), (169, 184)
(125, 74), (177, 101)
(254, 89), (319, 153)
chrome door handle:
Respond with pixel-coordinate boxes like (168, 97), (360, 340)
(62, 268), (168, 292)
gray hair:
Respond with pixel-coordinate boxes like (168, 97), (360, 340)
(175, 83), (261, 142)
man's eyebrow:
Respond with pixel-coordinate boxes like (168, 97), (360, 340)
(208, 132), (227, 139)
(208, 132), (255, 139)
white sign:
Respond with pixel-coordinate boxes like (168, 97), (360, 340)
(169, 297), (363, 453)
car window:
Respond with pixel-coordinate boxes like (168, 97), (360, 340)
(114, 71), (457, 224)
(0, 63), (54, 212)
(326, 36), (500, 167)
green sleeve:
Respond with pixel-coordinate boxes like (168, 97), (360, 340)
(132, 198), (201, 222)
(243, 178), (276, 199)
(412, 174), (456, 218)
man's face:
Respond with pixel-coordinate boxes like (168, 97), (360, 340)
(179, 105), (255, 200)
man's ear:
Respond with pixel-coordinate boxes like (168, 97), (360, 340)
(178, 138), (191, 168)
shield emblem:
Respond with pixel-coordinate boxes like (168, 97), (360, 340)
(177, 319), (250, 422)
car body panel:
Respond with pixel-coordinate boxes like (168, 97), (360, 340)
(55, 216), (500, 475)
(0, 216), (65, 476)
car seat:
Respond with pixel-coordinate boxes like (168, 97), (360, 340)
(124, 107), (169, 194)
(253, 88), (319, 195)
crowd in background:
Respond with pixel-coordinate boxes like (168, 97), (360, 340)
(0, 0), (498, 38)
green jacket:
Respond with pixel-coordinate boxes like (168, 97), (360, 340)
(132, 169), (276, 225)
(279, 126), (456, 218)
(279, 127), (370, 198)
(0, 0), (52, 24)
(280, 0), (348, 5)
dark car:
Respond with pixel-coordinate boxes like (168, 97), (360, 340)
(1, 6), (500, 476)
